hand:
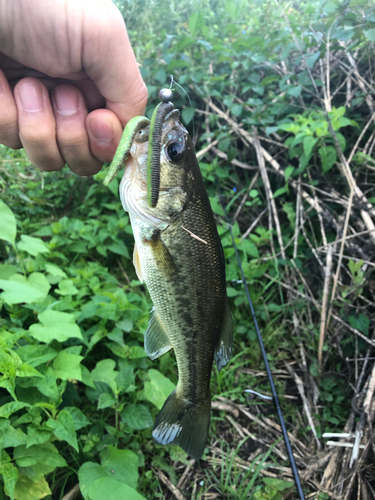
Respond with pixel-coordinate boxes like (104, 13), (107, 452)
(0, 0), (148, 176)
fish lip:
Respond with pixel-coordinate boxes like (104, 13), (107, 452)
(119, 174), (170, 228)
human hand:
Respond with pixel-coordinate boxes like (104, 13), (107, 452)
(0, 0), (148, 176)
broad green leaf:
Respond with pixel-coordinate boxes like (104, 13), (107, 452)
(14, 443), (67, 468)
(181, 107), (194, 125)
(13, 473), (51, 500)
(107, 240), (129, 258)
(115, 366), (134, 393)
(0, 401), (30, 419)
(33, 367), (59, 401)
(16, 344), (58, 367)
(91, 359), (117, 390)
(129, 345), (147, 359)
(79, 462), (108, 500)
(16, 364), (43, 378)
(17, 461), (55, 482)
(0, 264), (18, 280)
(55, 279), (79, 296)
(45, 263), (67, 278)
(0, 420), (28, 448)
(88, 478), (146, 500)
(97, 392), (116, 409)
(364, 29), (375, 42)
(53, 350), (83, 381)
(26, 426), (51, 448)
(100, 446), (139, 490)
(120, 404), (153, 430)
(188, 12), (204, 37)
(1, 462), (18, 500)
(116, 318), (133, 332)
(46, 410), (78, 452)
(63, 407), (90, 430)
(303, 136), (318, 158)
(0, 273), (50, 305)
(0, 200), (17, 246)
(318, 145), (336, 173)
(17, 235), (50, 257)
(349, 314), (370, 335)
(225, 0), (237, 19)
(144, 369), (175, 410)
(29, 309), (83, 343)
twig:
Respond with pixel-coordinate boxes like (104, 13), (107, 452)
(318, 245), (333, 369)
(181, 225), (207, 244)
(156, 470), (187, 500)
(61, 484), (80, 500)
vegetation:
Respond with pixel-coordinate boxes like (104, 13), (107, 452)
(1, 0), (375, 498)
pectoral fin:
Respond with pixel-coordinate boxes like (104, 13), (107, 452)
(214, 301), (233, 371)
(133, 242), (144, 283)
(145, 308), (172, 360)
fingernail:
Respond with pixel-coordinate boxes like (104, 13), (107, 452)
(90, 119), (114, 145)
(54, 87), (79, 116)
(19, 82), (43, 112)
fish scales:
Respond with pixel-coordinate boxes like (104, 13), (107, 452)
(119, 113), (233, 459)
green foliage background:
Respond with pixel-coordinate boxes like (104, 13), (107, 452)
(1, 0), (375, 498)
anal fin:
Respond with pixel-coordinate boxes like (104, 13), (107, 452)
(145, 308), (172, 360)
(214, 301), (233, 371)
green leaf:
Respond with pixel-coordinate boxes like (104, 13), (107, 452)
(79, 463), (108, 500)
(107, 240), (129, 258)
(120, 404), (153, 430)
(63, 407), (90, 431)
(0, 200), (17, 246)
(14, 443), (67, 468)
(319, 145), (337, 173)
(181, 107), (195, 125)
(0, 420), (28, 448)
(0, 462), (18, 500)
(88, 478), (146, 500)
(55, 279), (79, 296)
(303, 136), (318, 158)
(13, 473), (51, 500)
(97, 392), (116, 409)
(0, 273), (50, 305)
(45, 263), (67, 278)
(46, 410), (78, 452)
(349, 314), (370, 336)
(144, 369), (175, 410)
(29, 309), (83, 343)
(225, 0), (237, 19)
(100, 446), (139, 490)
(116, 318), (133, 332)
(287, 85), (302, 97)
(53, 350), (83, 381)
(284, 166), (295, 182)
(231, 104), (242, 117)
(16, 344), (58, 367)
(91, 359), (117, 390)
(0, 401), (30, 419)
(129, 345), (147, 359)
(17, 461), (55, 482)
(115, 366), (134, 393)
(364, 29), (375, 42)
(17, 235), (50, 257)
(26, 426), (51, 448)
(188, 12), (204, 37)
(16, 364), (43, 378)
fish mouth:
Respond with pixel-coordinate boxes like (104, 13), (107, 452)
(119, 162), (169, 228)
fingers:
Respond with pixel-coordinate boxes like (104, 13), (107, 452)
(8, 78), (123, 175)
(14, 78), (65, 171)
(0, 70), (21, 148)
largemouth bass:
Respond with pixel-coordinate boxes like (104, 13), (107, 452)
(112, 97), (233, 460)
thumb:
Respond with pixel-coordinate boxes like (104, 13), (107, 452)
(81, 0), (148, 125)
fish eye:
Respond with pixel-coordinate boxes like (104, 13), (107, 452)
(166, 141), (185, 163)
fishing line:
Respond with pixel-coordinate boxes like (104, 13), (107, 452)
(169, 75), (195, 141)
(218, 186), (306, 500)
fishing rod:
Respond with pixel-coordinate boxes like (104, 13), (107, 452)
(218, 186), (305, 500)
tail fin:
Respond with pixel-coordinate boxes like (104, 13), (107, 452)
(152, 390), (211, 460)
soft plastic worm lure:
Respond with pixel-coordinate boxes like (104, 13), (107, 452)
(103, 88), (175, 209)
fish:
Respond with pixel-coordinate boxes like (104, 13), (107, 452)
(118, 108), (233, 460)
